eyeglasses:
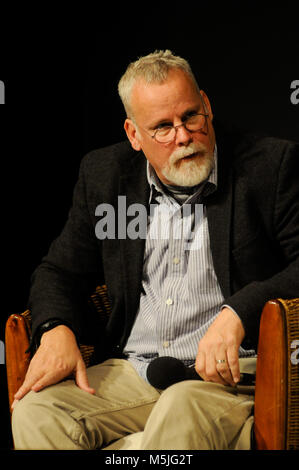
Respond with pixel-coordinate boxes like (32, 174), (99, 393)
(150, 112), (209, 144)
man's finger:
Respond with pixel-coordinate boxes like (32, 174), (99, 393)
(195, 350), (206, 379)
(75, 360), (95, 394)
(196, 350), (227, 385)
(31, 371), (63, 392)
(215, 345), (234, 386)
(14, 372), (44, 401)
(11, 399), (19, 410)
(227, 346), (240, 383)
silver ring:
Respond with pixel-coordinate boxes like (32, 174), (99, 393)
(216, 359), (226, 364)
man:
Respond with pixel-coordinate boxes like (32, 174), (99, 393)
(12, 50), (299, 450)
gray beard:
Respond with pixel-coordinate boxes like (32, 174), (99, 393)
(162, 151), (215, 187)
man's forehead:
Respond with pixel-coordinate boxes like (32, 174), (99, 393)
(130, 69), (202, 122)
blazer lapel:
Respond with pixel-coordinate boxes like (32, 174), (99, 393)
(118, 151), (150, 335)
(206, 127), (233, 299)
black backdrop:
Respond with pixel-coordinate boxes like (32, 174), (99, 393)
(0, 4), (298, 451)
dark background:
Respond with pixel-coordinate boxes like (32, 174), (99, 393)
(0, 4), (298, 450)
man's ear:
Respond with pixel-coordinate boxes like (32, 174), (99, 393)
(200, 90), (214, 122)
(124, 119), (142, 151)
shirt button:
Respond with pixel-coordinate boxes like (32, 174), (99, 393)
(166, 298), (173, 306)
(163, 341), (170, 348)
(173, 257), (180, 264)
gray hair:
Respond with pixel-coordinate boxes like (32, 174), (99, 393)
(118, 50), (199, 118)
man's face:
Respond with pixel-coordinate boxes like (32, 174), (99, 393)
(124, 68), (216, 186)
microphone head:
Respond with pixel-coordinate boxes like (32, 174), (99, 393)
(146, 356), (187, 389)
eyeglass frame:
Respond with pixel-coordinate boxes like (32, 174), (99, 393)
(150, 111), (209, 144)
(132, 94), (210, 144)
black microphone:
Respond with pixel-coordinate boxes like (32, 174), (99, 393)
(146, 356), (255, 389)
(146, 356), (201, 389)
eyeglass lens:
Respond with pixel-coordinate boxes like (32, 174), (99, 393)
(155, 114), (206, 143)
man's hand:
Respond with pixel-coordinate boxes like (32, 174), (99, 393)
(195, 307), (245, 386)
(12, 325), (95, 409)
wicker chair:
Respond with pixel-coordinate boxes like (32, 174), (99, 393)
(5, 286), (299, 450)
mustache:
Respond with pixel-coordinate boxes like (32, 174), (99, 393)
(169, 142), (208, 163)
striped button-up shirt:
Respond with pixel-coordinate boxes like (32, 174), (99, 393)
(124, 149), (255, 381)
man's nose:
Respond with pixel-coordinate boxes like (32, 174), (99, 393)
(175, 124), (192, 146)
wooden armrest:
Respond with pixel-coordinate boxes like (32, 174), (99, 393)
(254, 298), (299, 450)
(5, 313), (31, 411)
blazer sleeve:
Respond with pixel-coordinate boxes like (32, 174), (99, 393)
(28, 153), (104, 344)
(225, 140), (299, 349)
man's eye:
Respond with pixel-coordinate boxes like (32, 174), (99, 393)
(184, 112), (197, 121)
(157, 123), (172, 129)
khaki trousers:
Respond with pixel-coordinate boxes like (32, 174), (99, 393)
(12, 358), (255, 450)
